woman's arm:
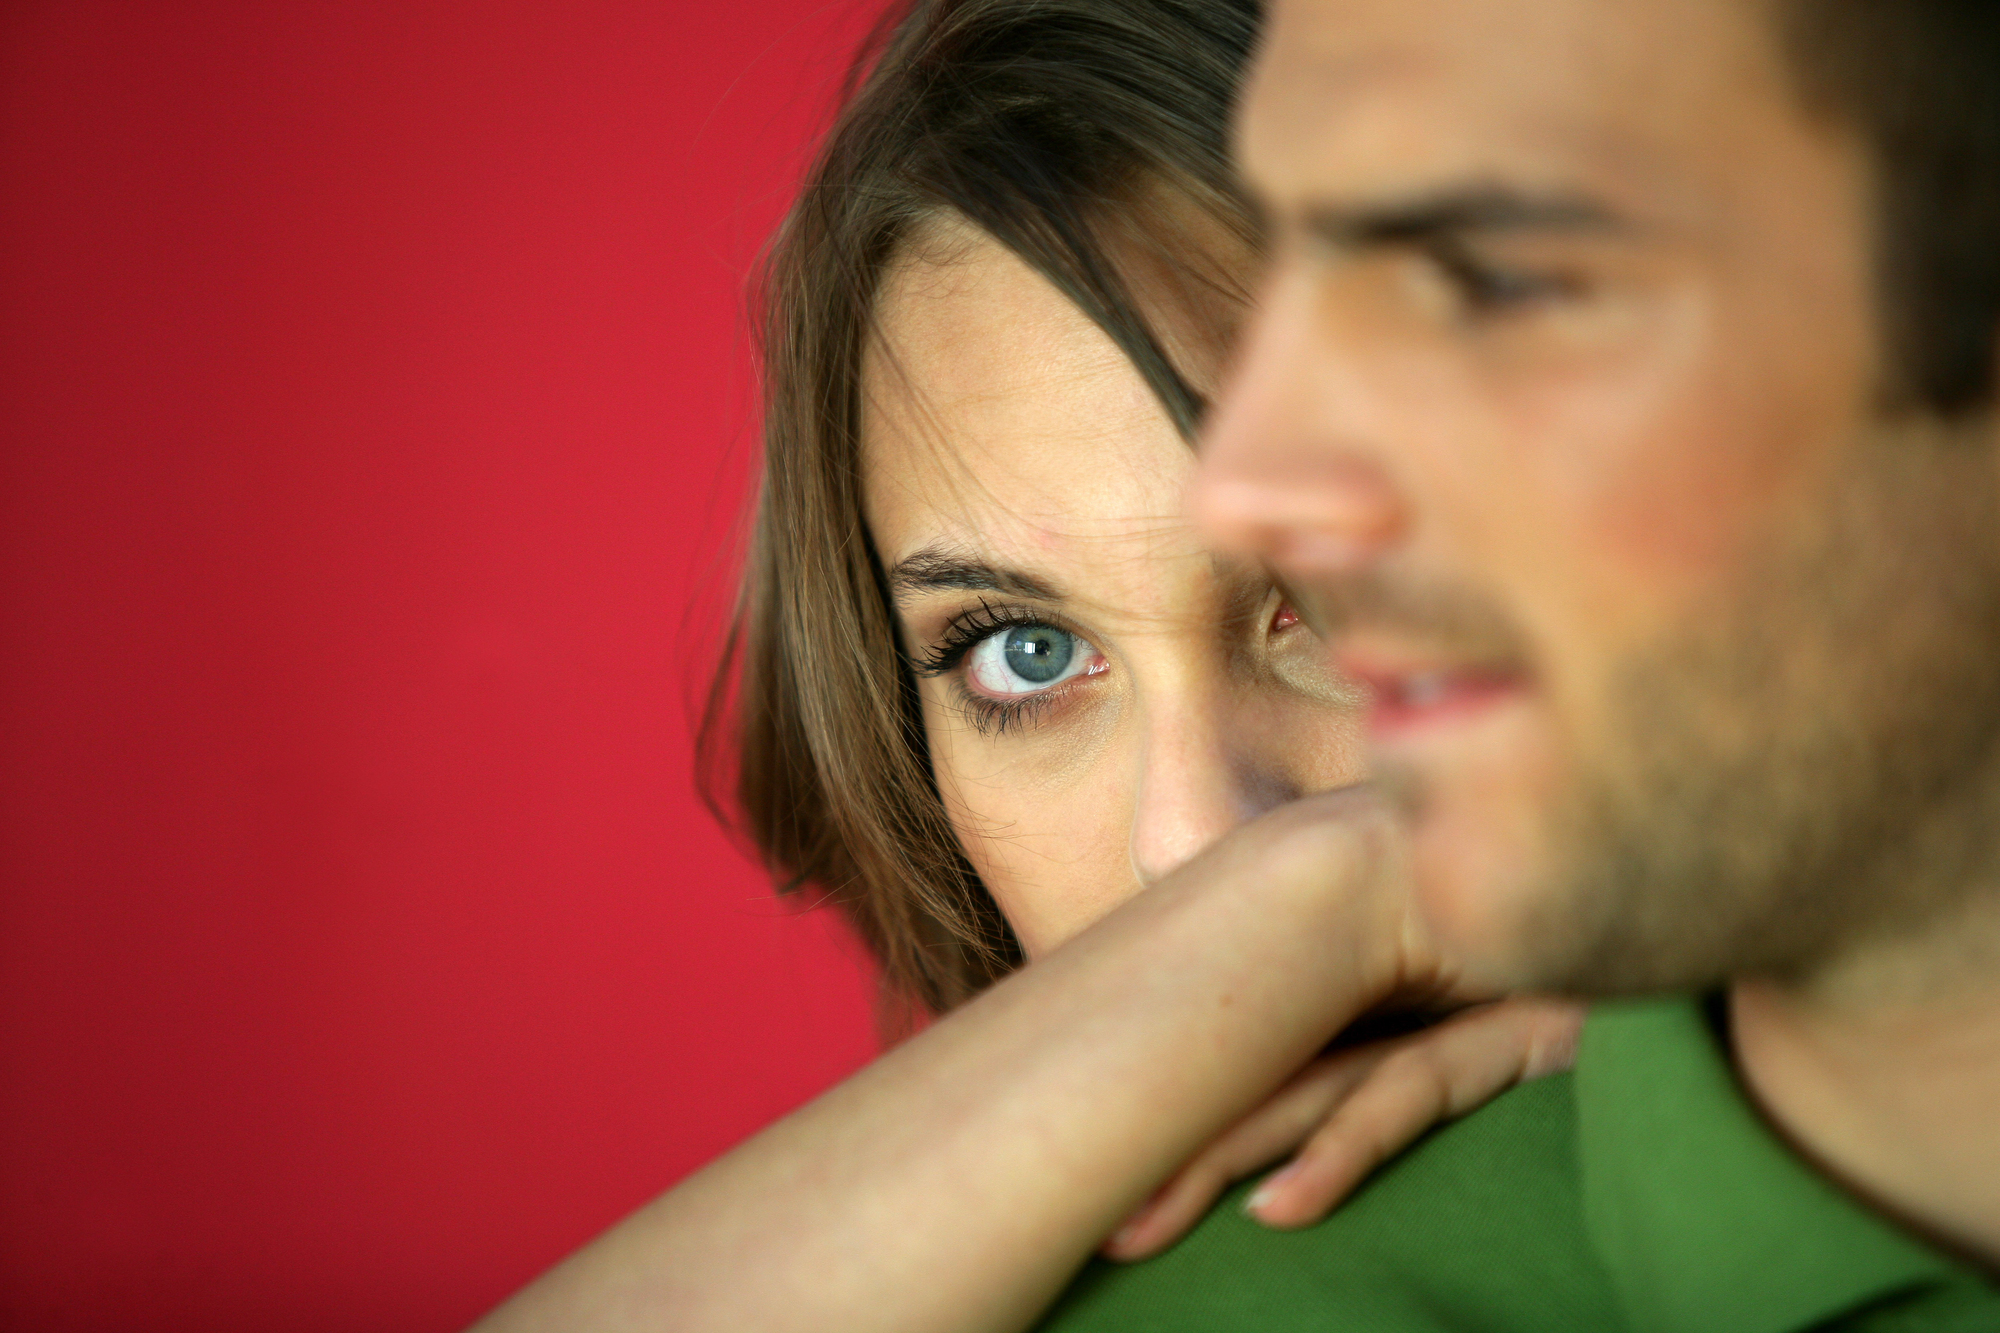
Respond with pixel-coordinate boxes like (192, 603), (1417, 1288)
(470, 791), (1554, 1333)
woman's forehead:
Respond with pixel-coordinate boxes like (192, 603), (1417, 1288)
(866, 230), (1159, 454)
(862, 233), (1201, 575)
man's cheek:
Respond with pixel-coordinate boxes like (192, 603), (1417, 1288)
(1484, 380), (1814, 678)
(1396, 697), (1565, 970)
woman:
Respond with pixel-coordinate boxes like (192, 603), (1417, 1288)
(474, 0), (1578, 1328)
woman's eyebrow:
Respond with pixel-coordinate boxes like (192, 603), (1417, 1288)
(887, 544), (1062, 604)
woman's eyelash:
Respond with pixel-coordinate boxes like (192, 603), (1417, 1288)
(908, 600), (1085, 738)
(909, 599), (1051, 678)
(950, 685), (1058, 738)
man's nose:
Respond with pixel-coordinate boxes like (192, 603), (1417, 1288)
(1127, 692), (1298, 885)
(1193, 267), (1409, 581)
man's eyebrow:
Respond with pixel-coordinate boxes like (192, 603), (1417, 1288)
(886, 545), (1062, 603)
(1301, 186), (1624, 249)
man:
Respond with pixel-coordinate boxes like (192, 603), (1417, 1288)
(1040, 0), (2000, 1327)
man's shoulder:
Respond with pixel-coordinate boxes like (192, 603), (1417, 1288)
(1037, 1073), (1624, 1332)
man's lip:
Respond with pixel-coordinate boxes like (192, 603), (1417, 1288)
(1334, 654), (1529, 737)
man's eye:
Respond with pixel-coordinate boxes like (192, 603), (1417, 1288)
(964, 624), (1098, 697)
(1432, 244), (1578, 314)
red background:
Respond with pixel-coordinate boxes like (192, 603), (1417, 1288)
(0, 2), (883, 1328)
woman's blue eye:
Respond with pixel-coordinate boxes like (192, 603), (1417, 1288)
(964, 623), (1097, 697)
(1004, 625), (1072, 682)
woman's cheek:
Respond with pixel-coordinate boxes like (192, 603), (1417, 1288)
(925, 694), (1142, 958)
(975, 792), (1147, 958)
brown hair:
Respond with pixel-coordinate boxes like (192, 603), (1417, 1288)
(701, 0), (1259, 1017)
(1778, 0), (2000, 414)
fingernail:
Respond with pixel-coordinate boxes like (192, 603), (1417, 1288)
(1245, 1161), (1303, 1217)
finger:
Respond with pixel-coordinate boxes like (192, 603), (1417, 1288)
(1245, 999), (1584, 1229)
(1102, 1046), (1394, 1260)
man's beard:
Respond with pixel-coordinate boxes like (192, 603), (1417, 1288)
(1329, 416), (2000, 996)
(1519, 419), (2000, 994)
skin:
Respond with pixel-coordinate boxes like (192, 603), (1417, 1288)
(471, 221), (1580, 1333)
(476, 785), (1438, 1333)
(863, 225), (1366, 954)
(1202, 0), (2000, 1266)
(864, 224), (1576, 1249)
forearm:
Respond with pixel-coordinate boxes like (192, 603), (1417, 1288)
(473, 792), (1412, 1333)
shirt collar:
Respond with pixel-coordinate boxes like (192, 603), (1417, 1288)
(1575, 996), (1976, 1333)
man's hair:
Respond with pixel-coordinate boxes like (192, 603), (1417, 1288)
(1781, 0), (2000, 414)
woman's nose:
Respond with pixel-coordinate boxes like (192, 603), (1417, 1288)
(1126, 696), (1300, 885)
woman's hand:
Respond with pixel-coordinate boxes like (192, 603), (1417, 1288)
(1101, 997), (1584, 1260)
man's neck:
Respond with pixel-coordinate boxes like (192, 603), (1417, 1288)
(1730, 904), (2000, 1272)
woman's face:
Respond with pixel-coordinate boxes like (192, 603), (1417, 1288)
(862, 228), (1366, 958)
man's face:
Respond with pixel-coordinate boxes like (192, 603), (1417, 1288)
(1201, 0), (2000, 992)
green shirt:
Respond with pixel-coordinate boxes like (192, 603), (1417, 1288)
(1037, 998), (1997, 1332)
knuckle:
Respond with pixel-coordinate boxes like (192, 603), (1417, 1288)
(1383, 1040), (1451, 1088)
(1370, 1047), (1453, 1121)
